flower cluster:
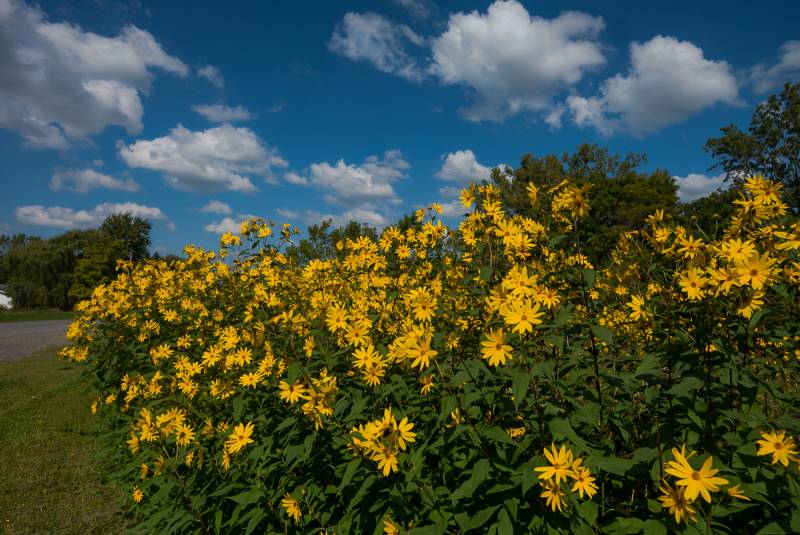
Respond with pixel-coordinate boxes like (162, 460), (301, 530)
(350, 409), (417, 477)
(59, 176), (800, 533)
(534, 444), (597, 512)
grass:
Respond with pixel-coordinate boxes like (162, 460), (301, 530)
(0, 348), (127, 534)
(0, 310), (75, 323)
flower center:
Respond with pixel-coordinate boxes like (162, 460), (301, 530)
(691, 471), (701, 481)
(774, 442), (783, 450)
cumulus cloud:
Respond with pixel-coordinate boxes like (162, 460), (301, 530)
(16, 202), (168, 228)
(50, 168), (139, 193)
(118, 124), (288, 193)
(291, 149), (409, 207)
(567, 36), (739, 135)
(278, 208), (390, 228)
(192, 104), (252, 123)
(749, 41), (800, 93)
(0, 0), (187, 149)
(673, 173), (729, 202)
(430, 1), (606, 121)
(198, 200), (232, 214)
(328, 12), (425, 82)
(197, 65), (224, 88)
(204, 217), (241, 234)
(435, 150), (493, 184)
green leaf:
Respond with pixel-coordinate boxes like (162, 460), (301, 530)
(548, 417), (588, 451)
(451, 458), (492, 501)
(510, 369), (531, 410)
(590, 323), (614, 346)
(642, 520), (667, 535)
(590, 456), (635, 476)
(667, 376), (704, 398)
(229, 487), (264, 506)
(338, 458), (361, 491)
(495, 508), (513, 535)
(480, 265), (494, 282)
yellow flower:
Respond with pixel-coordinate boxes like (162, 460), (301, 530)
(393, 416), (416, 451)
(132, 486), (144, 504)
(678, 269), (708, 301)
(540, 479), (566, 512)
(175, 423), (195, 446)
(374, 445), (399, 476)
(281, 494), (302, 523)
(626, 295), (648, 321)
(534, 444), (574, 485)
(279, 380), (306, 404)
(570, 466), (597, 499)
(383, 516), (400, 535)
(756, 430), (798, 467)
(501, 299), (543, 335)
(225, 422), (254, 454)
(420, 375), (434, 395)
(407, 332), (437, 370)
(658, 481), (697, 524)
(726, 484), (750, 501)
(737, 252), (777, 289)
(480, 328), (513, 367)
(665, 449), (728, 503)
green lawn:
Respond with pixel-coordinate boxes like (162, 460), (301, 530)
(0, 310), (75, 323)
(0, 349), (127, 534)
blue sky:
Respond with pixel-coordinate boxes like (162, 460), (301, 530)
(2, 0), (799, 254)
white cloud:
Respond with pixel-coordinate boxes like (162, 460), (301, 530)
(276, 208), (299, 221)
(438, 200), (465, 217)
(204, 217), (241, 234)
(50, 168), (140, 193)
(16, 202), (168, 228)
(435, 150), (492, 184)
(0, 0), (187, 149)
(192, 104), (253, 123)
(328, 12), (425, 82)
(567, 36), (739, 135)
(199, 200), (232, 214)
(673, 173), (728, 202)
(280, 208), (390, 228)
(430, 1), (606, 121)
(292, 149), (409, 207)
(284, 172), (309, 186)
(749, 41), (800, 93)
(118, 124), (288, 193)
(268, 102), (287, 113)
(198, 65), (224, 88)
(393, 0), (432, 19)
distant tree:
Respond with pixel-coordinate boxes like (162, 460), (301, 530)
(677, 188), (740, 239)
(705, 82), (800, 208)
(101, 213), (152, 261)
(494, 144), (678, 259)
(68, 232), (123, 303)
(287, 220), (378, 265)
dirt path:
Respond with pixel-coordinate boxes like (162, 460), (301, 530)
(0, 320), (72, 361)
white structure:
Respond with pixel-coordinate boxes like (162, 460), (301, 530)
(0, 285), (11, 309)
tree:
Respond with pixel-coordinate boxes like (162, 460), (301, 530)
(705, 82), (800, 207)
(494, 144), (678, 259)
(287, 220), (378, 265)
(100, 213), (152, 261)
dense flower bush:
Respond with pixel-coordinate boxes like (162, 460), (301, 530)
(62, 176), (800, 534)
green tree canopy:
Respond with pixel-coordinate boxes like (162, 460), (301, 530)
(705, 82), (800, 208)
(493, 144), (678, 260)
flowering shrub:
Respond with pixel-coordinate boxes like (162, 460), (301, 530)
(62, 176), (800, 533)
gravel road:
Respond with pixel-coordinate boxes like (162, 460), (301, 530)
(0, 319), (72, 361)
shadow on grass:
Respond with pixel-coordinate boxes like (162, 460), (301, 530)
(0, 348), (128, 534)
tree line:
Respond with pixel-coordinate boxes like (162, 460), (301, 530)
(0, 213), (166, 310)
